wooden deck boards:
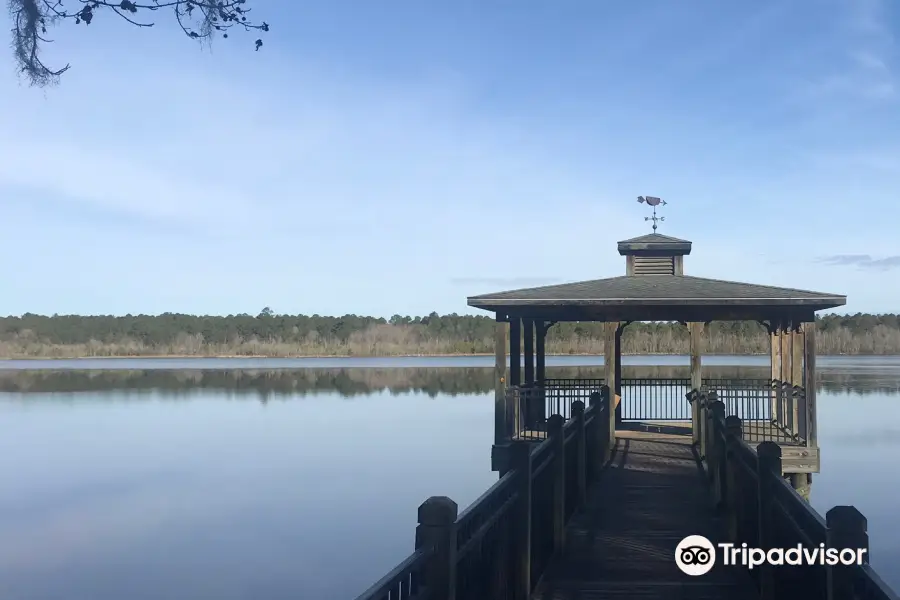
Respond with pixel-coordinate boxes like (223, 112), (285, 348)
(531, 435), (758, 600)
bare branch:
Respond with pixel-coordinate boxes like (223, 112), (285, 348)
(8, 0), (270, 86)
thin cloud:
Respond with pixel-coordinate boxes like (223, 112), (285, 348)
(817, 254), (900, 270)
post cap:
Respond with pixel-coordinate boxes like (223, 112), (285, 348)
(757, 441), (782, 459)
(418, 496), (459, 525)
(724, 415), (742, 430)
(826, 506), (867, 532)
(547, 413), (565, 431)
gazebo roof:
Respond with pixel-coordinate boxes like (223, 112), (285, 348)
(466, 231), (846, 322)
(467, 275), (845, 308)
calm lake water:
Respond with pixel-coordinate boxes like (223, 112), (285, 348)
(0, 355), (898, 599)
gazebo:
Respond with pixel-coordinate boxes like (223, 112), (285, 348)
(467, 232), (845, 497)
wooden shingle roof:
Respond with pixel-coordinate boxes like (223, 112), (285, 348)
(617, 233), (691, 245)
(467, 275), (846, 309)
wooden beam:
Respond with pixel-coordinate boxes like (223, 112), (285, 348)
(614, 324), (623, 425)
(781, 319), (792, 431)
(509, 318), (521, 387)
(494, 320), (508, 445)
(804, 321), (817, 447)
(688, 322), (704, 448)
(770, 320), (781, 424)
(791, 320), (803, 435)
(523, 318), (534, 385)
(604, 322), (618, 445)
(535, 321), (547, 386)
(689, 322), (704, 391)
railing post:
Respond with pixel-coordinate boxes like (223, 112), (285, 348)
(601, 384), (615, 452)
(696, 390), (705, 451)
(757, 441), (782, 600)
(589, 391), (606, 477)
(510, 441), (533, 600)
(699, 391), (709, 461)
(826, 506), (869, 600)
(704, 391), (717, 470)
(710, 400), (726, 508)
(572, 400), (587, 508)
(548, 414), (566, 552)
(725, 416), (743, 541)
(415, 496), (459, 600)
(687, 390), (700, 451)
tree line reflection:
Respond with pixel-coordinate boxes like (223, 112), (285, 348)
(0, 365), (897, 397)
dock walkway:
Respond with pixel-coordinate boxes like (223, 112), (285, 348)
(532, 432), (757, 599)
(355, 391), (897, 600)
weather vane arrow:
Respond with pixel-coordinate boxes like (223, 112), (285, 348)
(637, 196), (666, 232)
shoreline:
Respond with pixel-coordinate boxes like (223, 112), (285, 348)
(0, 351), (874, 361)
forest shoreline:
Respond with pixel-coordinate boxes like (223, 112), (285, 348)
(0, 351), (874, 361)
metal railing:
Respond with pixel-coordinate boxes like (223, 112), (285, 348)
(700, 392), (898, 600)
(505, 377), (806, 444)
(354, 392), (614, 600)
(620, 377), (691, 420)
(544, 378), (605, 421)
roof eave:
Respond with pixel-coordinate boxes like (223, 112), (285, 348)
(617, 242), (692, 255)
(467, 297), (847, 310)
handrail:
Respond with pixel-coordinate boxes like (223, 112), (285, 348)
(352, 548), (432, 600)
(355, 385), (615, 600)
(699, 389), (898, 600)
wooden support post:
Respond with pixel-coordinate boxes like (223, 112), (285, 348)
(548, 414), (566, 552)
(415, 496), (458, 600)
(710, 400), (726, 507)
(589, 391), (607, 476)
(509, 318), (521, 387)
(692, 390), (703, 453)
(573, 400), (587, 508)
(510, 441), (532, 600)
(535, 322), (546, 386)
(494, 319), (508, 444)
(523, 318), (534, 386)
(770, 321), (781, 424)
(603, 323), (618, 445)
(689, 321), (704, 391)
(804, 321), (817, 447)
(826, 506), (869, 600)
(725, 416), (743, 541)
(614, 324), (624, 426)
(701, 390), (716, 463)
(780, 321), (793, 432)
(689, 322), (704, 449)
(789, 473), (812, 502)
(757, 442), (782, 600)
(791, 322), (804, 436)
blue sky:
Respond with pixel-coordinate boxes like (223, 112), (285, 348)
(2, 0), (898, 318)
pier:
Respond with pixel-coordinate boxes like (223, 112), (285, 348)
(354, 233), (898, 600)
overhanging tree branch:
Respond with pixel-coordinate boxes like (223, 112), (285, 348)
(8, 0), (270, 86)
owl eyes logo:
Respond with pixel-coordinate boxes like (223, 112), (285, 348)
(675, 535), (716, 576)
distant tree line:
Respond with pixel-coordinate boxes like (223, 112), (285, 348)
(0, 310), (898, 358)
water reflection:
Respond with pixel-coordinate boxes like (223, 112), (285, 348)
(1, 365), (897, 397)
(0, 360), (898, 598)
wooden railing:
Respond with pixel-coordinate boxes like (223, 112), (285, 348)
(354, 388), (614, 600)
(698, 390), (899, 600)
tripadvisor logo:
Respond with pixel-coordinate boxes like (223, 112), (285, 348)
(675, 535), (868, 576)
(676, 535), (716, 576)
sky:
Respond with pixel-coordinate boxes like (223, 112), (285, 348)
(1, 0), (899, 318)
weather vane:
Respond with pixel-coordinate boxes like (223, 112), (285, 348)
(637, 196), (666, 232)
